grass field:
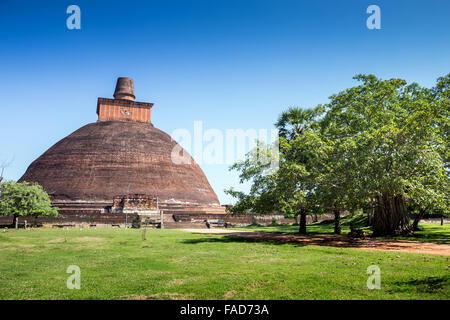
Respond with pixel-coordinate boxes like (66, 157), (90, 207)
(0, 225), (448, 300)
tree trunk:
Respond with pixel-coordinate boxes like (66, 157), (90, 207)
(441, 215), (444, 226)
(412, 209), (425, 231)
(372, 193), (411, 236)
(333, 209), (341, 234)
(299, 209), (307, 234)
(11, 214), (18, 229)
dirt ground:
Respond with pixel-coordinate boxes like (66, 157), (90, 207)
(182, 229), (450, 256)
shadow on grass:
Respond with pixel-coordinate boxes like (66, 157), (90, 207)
(235, 217), (449, 244)
(235, 214), (372, 236)
(382, 225), (450, 244)
(391, 275), (450, 293)
(181, 234), (308, 247)
(181, 232), (388, 250)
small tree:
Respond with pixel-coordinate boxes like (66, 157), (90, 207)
(226, 107), (324, 234)
(0, 181), (58, 227)
(408, 179), (449, 230)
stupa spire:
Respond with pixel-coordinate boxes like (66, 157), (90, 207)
(97, 77), (153, 123)
(113, 77), (135, 101)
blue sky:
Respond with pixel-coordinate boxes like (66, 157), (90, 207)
(0, 0), (449, 204)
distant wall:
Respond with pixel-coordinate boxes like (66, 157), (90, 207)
(9, 211), (449, 229)
(0, 212), (344, 228)
(0, 211), (138, 227)
(223, 214), (295, 226)
(223, 212), (352, 226)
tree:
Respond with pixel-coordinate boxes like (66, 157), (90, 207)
(226, 107), (324, 234)
(320, 75), (448, 235)
(225, 141), (282, 215)
(0, 181), (58, 227)
(431, 74), (450, 170)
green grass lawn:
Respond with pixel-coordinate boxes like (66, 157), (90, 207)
(0, 227), (448, 299)
(235, 216), (450, 244)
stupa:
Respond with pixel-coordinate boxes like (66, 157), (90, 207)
(19, 77), (225, 226)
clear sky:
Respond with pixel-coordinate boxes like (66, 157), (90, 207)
(1, 0), (449, 204)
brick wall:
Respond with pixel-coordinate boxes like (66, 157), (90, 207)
(223, 212), (351, 226)
(223, 214), (296, 226)
(0, 212), (138, 227)
(97, 98), (153, 123)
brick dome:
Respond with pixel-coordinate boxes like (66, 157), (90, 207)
(19, 120), (220, 206)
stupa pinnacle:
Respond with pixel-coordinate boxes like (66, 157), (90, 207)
(113, 77), (135, 101)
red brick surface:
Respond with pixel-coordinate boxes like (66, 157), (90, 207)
(97, 98), (152, 123)
(19, 121), (220, 206)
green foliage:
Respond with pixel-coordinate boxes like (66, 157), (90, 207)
(321, 74), (449, 214)
(226, 106), (325, 217)
(0, 181), (58, 218)
(225, 140), (283, 214)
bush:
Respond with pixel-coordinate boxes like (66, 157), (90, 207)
(0, 181), (57, 227)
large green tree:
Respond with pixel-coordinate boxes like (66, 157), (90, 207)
(407, 74), (450, 229)
(0, 181), (58, 227)
(227, 74), (449, 237)
(321, 75), (448, 235)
